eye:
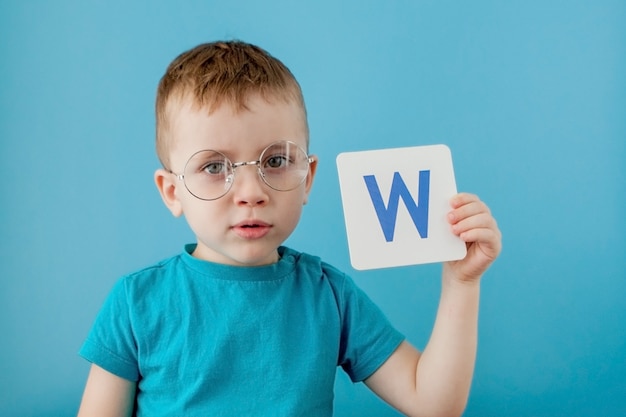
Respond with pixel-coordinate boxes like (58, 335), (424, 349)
(202, 161), (227, 175)
(264, 154), (289, 169)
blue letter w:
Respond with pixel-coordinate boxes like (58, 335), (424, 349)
(363, 171), (430, 242)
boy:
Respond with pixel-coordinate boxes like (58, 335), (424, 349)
(78, 40), (501, 417)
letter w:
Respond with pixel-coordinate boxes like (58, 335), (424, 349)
(363, 171), (430, 242)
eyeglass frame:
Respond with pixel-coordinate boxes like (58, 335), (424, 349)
(168, 140), (315, 201)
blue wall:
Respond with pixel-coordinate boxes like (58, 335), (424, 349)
(1, 1), (624, 416)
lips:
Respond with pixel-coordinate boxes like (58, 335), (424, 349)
(232, 220), (272, 239)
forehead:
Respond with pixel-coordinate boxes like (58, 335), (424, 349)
(166, 94), (308, 160)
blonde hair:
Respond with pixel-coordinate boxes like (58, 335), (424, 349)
(155, 40), (307, 168)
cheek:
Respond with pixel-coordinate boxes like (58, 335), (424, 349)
(297, 187), (309, 205)
(280, 196), (305, 226)
(180, 199), (221, 232)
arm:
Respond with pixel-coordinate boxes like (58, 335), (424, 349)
(77, 364), (136, 417)
(365, 193), (502, 417)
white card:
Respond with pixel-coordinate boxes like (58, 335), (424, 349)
(336, 144), (467, 270)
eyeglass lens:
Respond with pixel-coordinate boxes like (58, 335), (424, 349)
(182, 141), (310, 200)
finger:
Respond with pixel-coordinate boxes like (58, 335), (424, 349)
(459, 228), (502, 259)
(458, 224), (501, 244)
(449, 192), (480, 209)
(448, 200), (491, 225)
(450, 212), (498, 236)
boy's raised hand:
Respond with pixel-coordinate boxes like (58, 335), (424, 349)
(445, 193), (502, 282)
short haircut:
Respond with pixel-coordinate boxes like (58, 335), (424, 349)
(155, 40), (307, 168)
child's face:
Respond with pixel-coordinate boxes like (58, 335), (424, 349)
(157, 94), (316, 266)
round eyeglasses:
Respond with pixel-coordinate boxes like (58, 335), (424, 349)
(171, 140), (314, 201)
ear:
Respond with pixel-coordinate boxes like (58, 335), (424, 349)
(302, 155), (318, 205)
(154, 168), (184, 217)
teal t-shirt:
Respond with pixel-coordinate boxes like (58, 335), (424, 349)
(80, 245), (404, 416)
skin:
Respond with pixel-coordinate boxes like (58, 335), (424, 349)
(77, 95), (502, 417)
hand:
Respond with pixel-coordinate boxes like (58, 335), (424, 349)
(445, 193), (502, 282)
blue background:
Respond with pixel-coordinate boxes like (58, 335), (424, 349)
(1, 1), (624, 416)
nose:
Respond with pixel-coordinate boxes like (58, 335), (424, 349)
(230, 164), (268, 206)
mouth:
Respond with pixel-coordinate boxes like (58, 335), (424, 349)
(235, 220), (270, 228)
(232, 220), (272, 239)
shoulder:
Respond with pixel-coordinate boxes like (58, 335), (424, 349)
(111, 252), (185, 299)
(279, 246), (354, 293)
(281, 245), (344, 275)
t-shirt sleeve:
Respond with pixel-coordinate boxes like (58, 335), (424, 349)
(336, 274), (405, 382)
(79, 278), (140, 381)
